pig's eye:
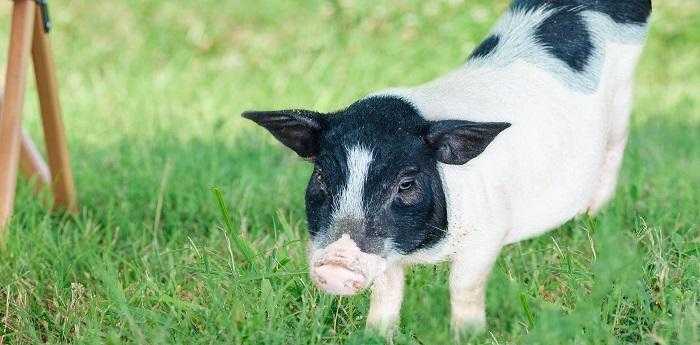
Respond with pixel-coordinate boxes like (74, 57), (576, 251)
(398, 178), (415, 192)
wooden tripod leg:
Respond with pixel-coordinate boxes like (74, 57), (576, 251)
(2, 90), (51, 188)
(31, 5), (77, 213)
(0, 0), (36, 230)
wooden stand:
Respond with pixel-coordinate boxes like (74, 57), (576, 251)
(0, 0), (77, 232)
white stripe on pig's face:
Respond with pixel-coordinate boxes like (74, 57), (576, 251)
(331, 146), (373, 231)
(243, 95), (509, 295)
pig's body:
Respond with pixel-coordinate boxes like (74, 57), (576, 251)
(244, 0), (651, 337)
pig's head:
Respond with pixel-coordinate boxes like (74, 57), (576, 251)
(243, 95), (509, 295)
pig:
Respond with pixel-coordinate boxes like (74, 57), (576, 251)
(242, 0), (652, 337)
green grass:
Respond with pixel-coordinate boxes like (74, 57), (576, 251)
(0, 0), (698, 344)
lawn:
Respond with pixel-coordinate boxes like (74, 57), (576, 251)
(0, 0), (698, 344)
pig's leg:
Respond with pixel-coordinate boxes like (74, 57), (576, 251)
(448, 199), (509, 334)
(443, 170), (510, 335)
(366, 264), (405, 336)
(449, 243), (502, 334)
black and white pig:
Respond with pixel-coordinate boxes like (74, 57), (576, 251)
(243, 0), (651, 336)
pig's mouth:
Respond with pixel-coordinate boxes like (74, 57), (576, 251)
(309, 234), (388, 296)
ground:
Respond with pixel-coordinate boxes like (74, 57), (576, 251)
(0, 0), (698, 344)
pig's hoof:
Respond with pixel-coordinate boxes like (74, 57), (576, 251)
(451, 315), (486, 340)
(366, 318), (398, 340)
(311, 263), (367, 295)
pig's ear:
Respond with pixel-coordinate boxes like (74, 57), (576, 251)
(242, 109), (325, 159)
(424, 120), (510, 165)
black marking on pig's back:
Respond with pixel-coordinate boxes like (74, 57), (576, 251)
(510, 0), (651, 25)
(469, 35), (500, 60)
(507, 0), (650, 72)
(535, 7), (594, 72)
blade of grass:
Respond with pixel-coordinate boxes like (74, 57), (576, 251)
(212, 187), (256, 265)
(519, 291), (535, 329)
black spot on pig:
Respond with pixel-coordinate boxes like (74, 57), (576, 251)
(535, 6), (594, 72)
(511, 0), (651, 25)
(508, 0), (650, 72)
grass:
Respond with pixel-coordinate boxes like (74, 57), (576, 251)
(0, 0), (698, 344)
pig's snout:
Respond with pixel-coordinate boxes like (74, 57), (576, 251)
(311, 263), (367, 295)
(309, 234), (386, 296)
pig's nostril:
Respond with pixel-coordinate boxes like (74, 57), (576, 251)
(348, 280), (365, 291)
(315, 275), (327, 285)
